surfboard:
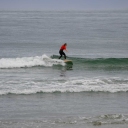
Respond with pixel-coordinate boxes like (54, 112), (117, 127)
(64, 60), (73, 65)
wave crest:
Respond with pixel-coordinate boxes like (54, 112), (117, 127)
(0, 54), (65, 68)
(0, 77), (128, 95)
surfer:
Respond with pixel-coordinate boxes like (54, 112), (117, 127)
(59, 43), (67, 60)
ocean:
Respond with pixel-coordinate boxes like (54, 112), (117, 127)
(0, 10), (128, 128)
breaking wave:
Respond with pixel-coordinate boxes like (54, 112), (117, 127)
(0, 77), (128, 95)
(0, 54), (65, 68)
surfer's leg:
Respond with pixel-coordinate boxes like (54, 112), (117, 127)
(63, 52), (66, 59)
(59, 54), (62, 59)
(59, 50), (62, 59)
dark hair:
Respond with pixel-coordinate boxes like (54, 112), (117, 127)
(64, 43), (67, 46)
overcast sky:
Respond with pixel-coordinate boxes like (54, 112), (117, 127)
(0, 0), (128, 11)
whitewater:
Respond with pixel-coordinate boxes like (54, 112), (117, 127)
(0, 54), (65, 68)
(0, 76), (128, 95)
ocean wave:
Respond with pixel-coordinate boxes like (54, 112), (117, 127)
(52, 55), (128, 69)
(1, 55), (128, 69)
(0, 54), (65, 69)
(0, 77), (128, 95)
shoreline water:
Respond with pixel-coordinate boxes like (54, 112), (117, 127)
(0, 92), (128, 128)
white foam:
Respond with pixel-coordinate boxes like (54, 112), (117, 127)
(0, 54), (65, 68)
(0, 77), (128, 95)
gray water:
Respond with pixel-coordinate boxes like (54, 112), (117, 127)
(0, 10), (128, 128)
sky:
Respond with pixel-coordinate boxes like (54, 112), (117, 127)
(0, 0), (128, 11)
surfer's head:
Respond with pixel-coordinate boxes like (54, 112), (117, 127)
(64, 43), (67, 46)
